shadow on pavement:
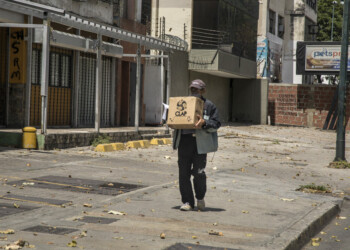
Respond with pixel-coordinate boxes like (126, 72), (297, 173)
(171, 206), (226, 212)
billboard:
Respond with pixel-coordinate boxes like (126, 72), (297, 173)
(305, 45), (350, 71)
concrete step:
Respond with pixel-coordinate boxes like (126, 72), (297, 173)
(141, 133), (171, 140)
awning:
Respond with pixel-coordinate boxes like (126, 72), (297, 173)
(34, 29), (123, 58)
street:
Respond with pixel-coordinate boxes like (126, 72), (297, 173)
(0, 124), (349, 249)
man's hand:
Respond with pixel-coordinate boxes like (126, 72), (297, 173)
(195, 114), (206, 128)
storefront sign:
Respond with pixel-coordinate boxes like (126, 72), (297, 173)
(9, 28), (26, 84)
(305, 45), (350, 71)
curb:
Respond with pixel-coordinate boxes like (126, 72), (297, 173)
(264, 200), (342, 250)
(94, 138), (172, 152)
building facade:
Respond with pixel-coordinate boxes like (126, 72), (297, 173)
(0, 0), (185, 129)
(257, 0), (317, 84)
(150, 0), (267, 124)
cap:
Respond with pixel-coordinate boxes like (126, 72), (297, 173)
(189, 79), (206, 90)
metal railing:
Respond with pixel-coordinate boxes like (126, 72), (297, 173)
(192, 27), (228, 48)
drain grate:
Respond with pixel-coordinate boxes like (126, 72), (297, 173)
(0, 195), (71, 206)
(77, 216), (119, 224)
(7, 175), (145, 196)
(22, 225), (78, 235)
(166, 243), (238, 250)
(0, 203), (38, 218)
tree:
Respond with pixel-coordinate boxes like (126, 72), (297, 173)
(317, 0), (344, 41)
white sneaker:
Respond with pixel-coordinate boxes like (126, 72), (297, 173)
(180, 202), (192, 211)
(197, 199), (205, 211)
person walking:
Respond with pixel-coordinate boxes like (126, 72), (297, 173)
(172, 79), (221, 211)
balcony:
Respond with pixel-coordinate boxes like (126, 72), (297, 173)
(189, 27), (256, 79)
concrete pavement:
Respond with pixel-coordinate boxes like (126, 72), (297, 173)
(0, 124), (349, 249)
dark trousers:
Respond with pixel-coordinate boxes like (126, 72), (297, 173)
(178, 134), (207, 208)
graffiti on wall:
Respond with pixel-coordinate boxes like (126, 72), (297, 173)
(9, 28), (26, 84)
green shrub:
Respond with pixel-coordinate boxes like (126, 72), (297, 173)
(91, 134), (111, 147)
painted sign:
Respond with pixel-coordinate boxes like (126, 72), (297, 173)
(257, 37), (268, 78)
(305, 45), (350, 71)
(9, 28), (26, 84)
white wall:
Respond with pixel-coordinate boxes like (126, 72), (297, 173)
(189, 72), (231, 123)
(36, 0), (113, 24)
(151, 0), (192, 50)
(144, 65), (163, 124)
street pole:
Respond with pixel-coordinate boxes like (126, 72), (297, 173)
(335, 0), (350, 161)
(331, 1), (336, 41)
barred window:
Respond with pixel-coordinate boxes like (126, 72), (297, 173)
(32, 47), (72, 87)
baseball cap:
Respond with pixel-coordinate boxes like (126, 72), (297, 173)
(189, 79), (206, 90)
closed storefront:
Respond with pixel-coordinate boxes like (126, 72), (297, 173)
(30, 45), (73, 127)
(79, 52), (113, 127)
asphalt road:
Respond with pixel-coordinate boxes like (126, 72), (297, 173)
(0, 124), (349, 249)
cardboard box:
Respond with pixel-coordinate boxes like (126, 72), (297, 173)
(167, 96), (204, 129)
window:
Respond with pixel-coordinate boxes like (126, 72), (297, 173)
(278, 15), (284, 38)
(32, 47), (73, 87)
(269, 10), (276, 35)
(306, 0), (317, 11)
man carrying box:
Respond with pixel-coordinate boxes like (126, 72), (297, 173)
(172, 79), (221, 211)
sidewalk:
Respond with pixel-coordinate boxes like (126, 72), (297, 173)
(0, 124), (349, 249)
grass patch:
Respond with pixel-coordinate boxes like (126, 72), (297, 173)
(296, 184), (331, 194)
(272, 139), (280, 145)
(91, 134), (111, 147)
(329, 161), (350, 169)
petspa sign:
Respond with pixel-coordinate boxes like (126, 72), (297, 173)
(305, 45), (350, 71)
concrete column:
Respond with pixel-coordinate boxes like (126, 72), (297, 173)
(95, 33), (102, 132)
(135, 44), (141, 131)
(73, 30), (80, 128)
(111, 57), (116, 127)
(40, 20), (50, 134)
(25, 15), (33, 126)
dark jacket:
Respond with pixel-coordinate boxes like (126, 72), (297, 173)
(172, 97), (221, 154)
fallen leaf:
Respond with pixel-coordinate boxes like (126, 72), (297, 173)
(108, 210), (126, 216)
(28, 245), (35, 248)
(0, 229), (15, 234)
(13, 203), (20, 208)
(335, 222), (340, 226)
(107, 183), (114, 187)
(151, 209), (155, 212)
(242, 210), (249, 214)
(228, 199), (233, 202)
(79, 231), (87, 237)
(160, 233), (166, 239)
(280, 198), (295, 202)
(113, 236), (124, 240)
(83, 204), (92, 208)
(335, 239), (341, 242)
(67, 240), (77, 247)
(320, 231), (327, 235)
(164, 156), (171, 159)
(212, 167), (217, 170)
(208, 230), (223, 236)
(338, 216), (347, 220)
(192, 236), (197, 239)
(246, 233), (252, 237)
(26, 163), (31, 167)
(22, 182), (35, 186)
(311, 242), (320, 247)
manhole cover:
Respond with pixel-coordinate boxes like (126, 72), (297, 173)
(166, 243), (238, 250)
(0, 203), (38, 218)
(77, 216), (118, 224)
(0, 195), (71, 206)
(7, 176), (145, 196)
(22, 225), (78, 235)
